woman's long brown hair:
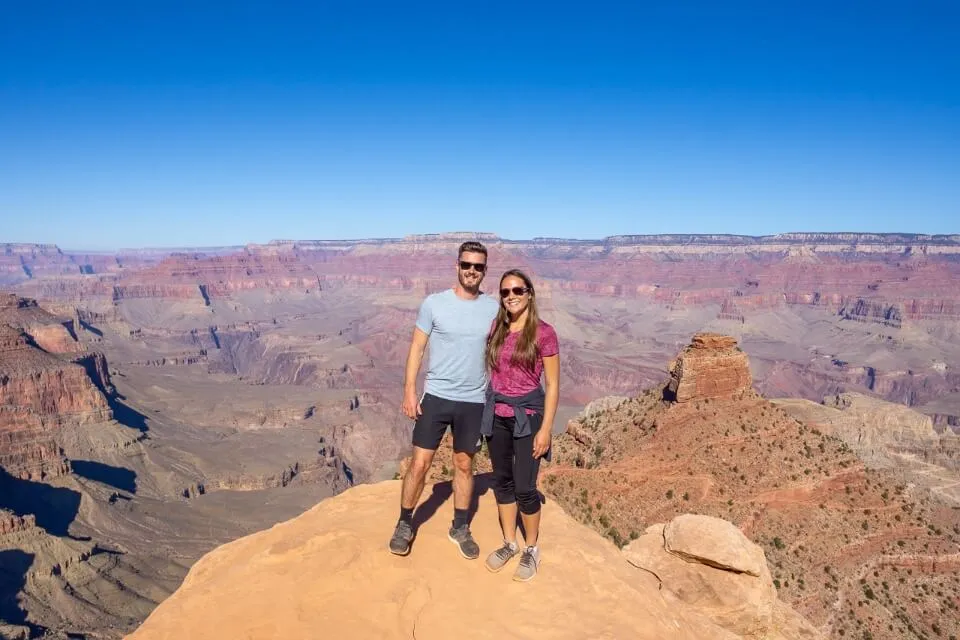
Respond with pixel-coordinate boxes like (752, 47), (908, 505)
(486, 269), (541, 372)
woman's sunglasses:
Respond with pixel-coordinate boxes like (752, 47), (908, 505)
(500, 286), (530, 298)
(459, 261), (486, 273)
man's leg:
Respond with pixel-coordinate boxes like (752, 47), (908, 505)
(446, 400), (484, 560)
(390, 395), (446, 556)
(451, 449), (474, 517)
(447, 449), (479, 559)
(401, 446), (437, 511)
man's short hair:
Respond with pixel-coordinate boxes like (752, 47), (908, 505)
(458, 241), (488, 260)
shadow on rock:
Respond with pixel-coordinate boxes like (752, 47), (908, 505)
(411, 472), (492, 532)
(0, 467), (81, 537)
(70, 460), (137, 494)
(0, 549), (46, 637)
(78, 319), (103, 337)
(109, 395), (149, 434)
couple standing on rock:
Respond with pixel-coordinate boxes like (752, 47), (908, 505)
(388, 240), (560, 582)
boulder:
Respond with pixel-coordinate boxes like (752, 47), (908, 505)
(623, 514), (819, 639)
(665, 514), (765, 576)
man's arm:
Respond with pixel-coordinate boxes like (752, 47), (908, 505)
(401, 326), (429, 419)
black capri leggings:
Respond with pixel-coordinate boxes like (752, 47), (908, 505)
(487, 414), (543, 515)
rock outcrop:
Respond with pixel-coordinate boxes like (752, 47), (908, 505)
(0, 508), (35, 534)
(667, 333), (753, 402)
(0, 293), (82, 354)
(126, 480), (815, 640)
(563, 396), (631, 446)
(837, 298), (903, 328)
(625, 515), (819, 639)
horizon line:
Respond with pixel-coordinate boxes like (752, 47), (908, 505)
(4, 230), (960, 253)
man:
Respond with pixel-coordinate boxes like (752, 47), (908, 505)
(389, 240), (500, 559)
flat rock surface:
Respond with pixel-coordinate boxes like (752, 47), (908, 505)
(126, 480), (716, 640)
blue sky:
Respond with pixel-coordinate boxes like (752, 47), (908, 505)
(1, 1), (957, 249)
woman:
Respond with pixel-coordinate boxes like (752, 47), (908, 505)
(479, 269), (559, 582)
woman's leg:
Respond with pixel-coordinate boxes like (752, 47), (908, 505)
(513, 426), (543, 547)
(498, 501), (519, 545)
(487, 417), (519, 544)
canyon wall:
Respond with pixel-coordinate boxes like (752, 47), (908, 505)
(6, 232), (960, 421)
(7, 233), (960, 320)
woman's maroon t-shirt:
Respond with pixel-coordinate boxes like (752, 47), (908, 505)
(491, 320), (559, 418)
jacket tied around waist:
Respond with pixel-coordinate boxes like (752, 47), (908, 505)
(480, 385), (550, 461)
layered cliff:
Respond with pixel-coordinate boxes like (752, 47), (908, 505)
(126, 480), (818, 640)
(774, 393), (944, 466)
(0, 322), (111, 479)
(0, 326), (110, 422)
(0, 408), (71, 480)
(771, 393), (960, 503)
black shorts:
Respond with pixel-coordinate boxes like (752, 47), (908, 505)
(412, 393), (484, 454)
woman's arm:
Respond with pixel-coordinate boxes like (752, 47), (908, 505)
(533, 353), (559, 458)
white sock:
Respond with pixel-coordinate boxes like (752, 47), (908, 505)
(505, 540), (518, 550)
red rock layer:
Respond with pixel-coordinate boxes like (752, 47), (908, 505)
(667, 333), (753, 403)
(0, 325), (111, 479)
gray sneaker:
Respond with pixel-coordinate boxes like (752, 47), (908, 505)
(485, 541), (519, 572)
(513, 546), (540, 582)
(447, 524), (480, 559)
(389, 521), (414, 556)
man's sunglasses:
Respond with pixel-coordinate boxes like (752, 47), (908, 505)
(459, 261), (487, 273)
(500, 286), (530, 298)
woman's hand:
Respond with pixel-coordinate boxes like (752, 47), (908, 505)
(533, 428), (552, 459)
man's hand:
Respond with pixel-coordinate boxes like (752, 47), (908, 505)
(401, 389), (422, 420)
(532, 428), (552, 459)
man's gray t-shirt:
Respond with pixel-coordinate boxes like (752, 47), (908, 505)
(416, 288), (500, 404)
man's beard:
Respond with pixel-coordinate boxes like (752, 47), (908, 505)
(459, 273), (482, 292)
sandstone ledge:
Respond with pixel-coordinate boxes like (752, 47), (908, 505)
(125, 480), (803, 640)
